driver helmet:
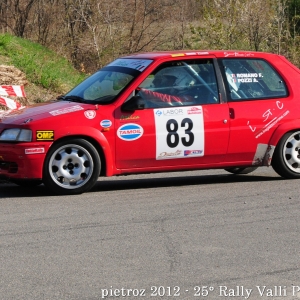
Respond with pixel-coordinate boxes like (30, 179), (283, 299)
(152, 74), (177, 88)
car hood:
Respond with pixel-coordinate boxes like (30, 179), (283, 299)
(0, 101), (90, 125)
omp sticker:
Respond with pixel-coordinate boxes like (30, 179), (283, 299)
(84, 110), (96, 119)
(49, 105), (83, 116)
(117, 123), (143, 141)
(108, 59), (152, 71)
(36, 130), (54, 141)
(154, 106), (204, 160)
(100, 120), (112, 128)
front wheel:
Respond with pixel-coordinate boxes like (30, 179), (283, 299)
(43, 139), (101, 195)
(272, 131), (300, 179)
(224, 167), (258, 174)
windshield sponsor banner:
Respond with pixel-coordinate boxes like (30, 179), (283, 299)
(108, 59), (153, 71)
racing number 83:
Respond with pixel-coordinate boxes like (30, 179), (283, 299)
(166, 118), (194, 148)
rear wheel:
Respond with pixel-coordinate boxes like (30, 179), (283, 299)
(224, 167), (258, 174)
(43, 139), (101, 194)
(272, 131), (300, 179)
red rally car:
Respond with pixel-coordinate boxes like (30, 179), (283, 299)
(0, 50), (300, 194)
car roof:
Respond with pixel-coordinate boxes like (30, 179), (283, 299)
(121, 50), (279, 61)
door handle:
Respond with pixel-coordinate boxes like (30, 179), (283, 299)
(229, 108), (235, 119)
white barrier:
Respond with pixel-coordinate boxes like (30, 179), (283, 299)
(0, 85), (26, 113)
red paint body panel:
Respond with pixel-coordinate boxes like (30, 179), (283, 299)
(1, 50), (300, 182)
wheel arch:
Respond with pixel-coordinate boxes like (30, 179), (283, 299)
(269, 120), (300, 147)
(267, 120), (300, 165)
(45, 127), (114, 177)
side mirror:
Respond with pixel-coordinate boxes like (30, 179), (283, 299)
(121, 95), (145, 111)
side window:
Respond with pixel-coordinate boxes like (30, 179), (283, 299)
(137, 59), (219, 108)
(221, 58), (288, 101)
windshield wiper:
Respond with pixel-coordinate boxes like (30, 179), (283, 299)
(57, 95), (86, 103)
(93, 95), (116, 103)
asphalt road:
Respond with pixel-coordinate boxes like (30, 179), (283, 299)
(0, 167), (299, 300)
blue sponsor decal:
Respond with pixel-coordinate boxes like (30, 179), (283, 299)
(100, 120), (112, 128)
(117, 123), (144, 141)
(184, 150), (203, 156)
(156, 110), (162, 116)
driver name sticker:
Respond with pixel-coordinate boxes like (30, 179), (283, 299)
(154, 106), (204, 160)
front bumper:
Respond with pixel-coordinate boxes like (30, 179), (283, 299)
(0, 142), (52, 180)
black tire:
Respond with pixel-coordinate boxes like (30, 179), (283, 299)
(224, 167), (258, 174)
(272, 131), (300, 179)
(11, 179), (43, 187)
(43, 138), (101, 195)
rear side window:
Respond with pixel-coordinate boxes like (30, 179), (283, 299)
(220, 59), (288, 101)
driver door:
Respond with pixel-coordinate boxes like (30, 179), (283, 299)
(115, 58), (230, 171)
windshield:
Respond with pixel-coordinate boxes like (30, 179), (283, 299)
(62, 58), (153, 104)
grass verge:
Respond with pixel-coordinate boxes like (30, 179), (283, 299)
(0, 33), (86, 102)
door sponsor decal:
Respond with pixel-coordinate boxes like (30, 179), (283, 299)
(100, 120), (112, 128)
(117, 123), (144, 141)
(154, 106), (204, 160)
(120, 114), (140, 121)
(247, 101), (290, 139)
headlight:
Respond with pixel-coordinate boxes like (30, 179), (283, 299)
(0, 129), (32, 141)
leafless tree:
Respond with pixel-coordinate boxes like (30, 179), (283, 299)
(0, 0), (36, 37)
(241, 0), (276, 51)
(2, 0), (300, 71)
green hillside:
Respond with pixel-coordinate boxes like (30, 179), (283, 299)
(0, 33), (86, 103)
